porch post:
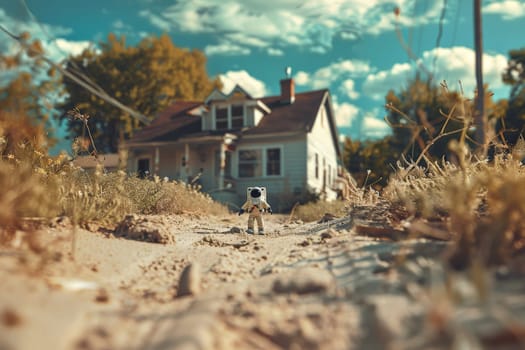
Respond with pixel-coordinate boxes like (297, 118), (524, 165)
(154, 146), (160, 175)
(218, 143), (226, 190)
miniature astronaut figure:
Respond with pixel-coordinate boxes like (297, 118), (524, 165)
(238, 186), (272, 234)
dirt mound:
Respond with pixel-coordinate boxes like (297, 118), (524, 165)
(114, 215), (175, 244)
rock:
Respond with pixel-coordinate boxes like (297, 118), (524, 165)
(318, 213), (337, 223)
(114, 215), (175, 244)
(230, 226), (243, 233)
(94, 288), (109, 303)
(299, 239), (312, 247)
(177, 263), (201, 297)
(320, 228), (337, 240)
(1, 308), (22, 327)
(273, 267), (335, 295)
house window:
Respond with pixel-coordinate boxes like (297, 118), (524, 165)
(214, 104), (245, 130)
(231, 105), (244, 129)
(238, 147), (282, 178)
(323, 158), (326, 187)
(266, 148), (281, 176)
(137, 158), (150, 178)
(239, 150), (262, 178)
(216, 106), (228, 130)
(315, 153), (319, 179)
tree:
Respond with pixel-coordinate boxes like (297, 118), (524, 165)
(503, 48), (525, 100)
(343, 136), (403, 188)
(342, 78), (504, 188)
(385, 77), (470, 162)
(0, 33), (61, 153)
(497, 48), (525, 146)
(385, 77), (502, 163)
(60, 33), (222, 153)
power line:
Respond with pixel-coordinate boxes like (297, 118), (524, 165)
(415, 0), (429, 63)
(449, 0), (461, 47)
(0, 24), (150, 125)
(19, 0), (108, 97)
(432, 0), (448, 77)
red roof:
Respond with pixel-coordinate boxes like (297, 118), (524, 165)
(128, 89), (333, 143)
(130, 101), (202, 142)
(248, 89), (328, 135)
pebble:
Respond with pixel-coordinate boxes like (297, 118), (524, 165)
(230, 226), (243, 233)
(177, 263), (202, 297)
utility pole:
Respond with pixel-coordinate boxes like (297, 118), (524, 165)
(474, 0), (486, 156)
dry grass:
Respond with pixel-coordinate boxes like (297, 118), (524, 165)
(385, 149), (525, 267)
(292, 199), (349, 222)
(0, 131), (227, 246)
(382, 80), (525, 268)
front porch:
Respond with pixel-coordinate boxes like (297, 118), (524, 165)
(123, 133), (238, 193)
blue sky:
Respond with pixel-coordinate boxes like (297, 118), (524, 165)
(1, 0), (524, 152)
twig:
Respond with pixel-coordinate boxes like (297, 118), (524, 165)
(287, 202), (300, 224)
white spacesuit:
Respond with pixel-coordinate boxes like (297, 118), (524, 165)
(238, 186), (272, 234)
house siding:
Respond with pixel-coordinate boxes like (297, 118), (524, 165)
(306, 101), (339, 200)
(231, 134), (307, 210)
(202, 109), (212, 130)
(125, 86), (344, 212)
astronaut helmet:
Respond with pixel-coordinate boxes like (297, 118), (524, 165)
(247, 186), (266, 204)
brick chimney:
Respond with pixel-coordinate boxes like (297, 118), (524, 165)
(280, 67), (295, 104)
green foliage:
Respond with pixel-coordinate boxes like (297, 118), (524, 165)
(60, 33), (222, 153)
(385, 77), (473, 162)
(502, 47), (525, 98)
(342, 77), (504, 188)
(497, 47), (525, 146)
(343, 136), (403, 187)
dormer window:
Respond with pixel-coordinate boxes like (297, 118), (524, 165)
(231, 105), (244, 128)
(214, 104), (245, 130)
(216, 106), (228, 129)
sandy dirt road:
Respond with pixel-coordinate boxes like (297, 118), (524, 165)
(1, 211), (524, 349)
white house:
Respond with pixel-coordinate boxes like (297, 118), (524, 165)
(123, 74), (344, 210)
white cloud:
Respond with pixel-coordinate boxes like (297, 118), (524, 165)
(139, 10), (171, 32)
(340, 79), (360, 99)
(50, 39), (92, 58)
(294, 71), (310, 85)
(310, 46), (328, 54)
(362, 62), (413, 100)
(205, 43), (251, 56)
(267, 47), (284, 56)
(220, 70), (268, 97)
(483, 0), (525, 20)
(296, 59), (372, 89)
(333, 102), (359, 127)
(422, 46), (508, 92)
(0, 9), (72, 58)
(113, 19), (125, 29)
(362, 112), (391, 138)
(0, 8), (92, 87)
(139, 0), (446, 54)
(363, 46), (509, 100)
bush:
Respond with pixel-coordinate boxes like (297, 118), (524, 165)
(0, 131), (228, 244)
(384, 145), (525, 267)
